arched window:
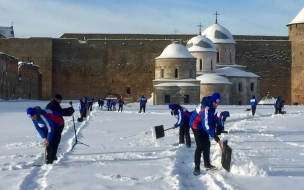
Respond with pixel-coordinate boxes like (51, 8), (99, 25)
(199, 59), (202, 71)
(250, 82), (254, 92)
(230, 52), (232, 63)
(175, 68), (178, 78)
(161, 69), (164, 78)
(211, 59), (213, 71)
(238, 82), (242, 92)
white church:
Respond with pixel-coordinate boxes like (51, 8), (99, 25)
(153, 19), (260, 105)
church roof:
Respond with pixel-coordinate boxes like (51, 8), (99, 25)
(196, 73), (232, 84)
(155, 41), (195, 59)
(0, 26), (14, 38)
(154, 82), (199, 87)
(287, 7), (304, 25)
(216, 67), (260, 77)
(186, 35), (217, 52)
(201, 23), (236, 44)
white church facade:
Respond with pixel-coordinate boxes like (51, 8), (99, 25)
(153, 20), (260, 105)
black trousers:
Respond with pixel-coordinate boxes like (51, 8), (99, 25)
(251, 106), (256, 115)
(179, 123), (191, 146)
(192, 128), (211, 168)
(139, 104), (146, 113)
(275, 107), (282, 114)
(46, 125), (64, 162)
(118, 105), (123, 112)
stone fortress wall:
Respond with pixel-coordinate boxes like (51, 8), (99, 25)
(0, 34), (293, 104)
(0, 52), (41, 100)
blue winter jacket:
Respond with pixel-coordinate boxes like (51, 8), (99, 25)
(140, 97), (147, 105)
(172, 106), (192, 128)
(250, 95), (258, 107)
(118, 99), (124, 105)
(214, 111), (230, 131)
(189, 96), (217, 137)
(31, 109), (64, 142)
(274, 96), (283, 108)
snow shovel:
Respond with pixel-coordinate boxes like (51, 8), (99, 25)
(218, 140), (232, 172)
(33, 146), (46, 167)
(152, 125), (174, 139)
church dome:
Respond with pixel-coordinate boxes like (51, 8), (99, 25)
(196, 73), (232, 84)
(155, 41), (195, 59)
(202, 23), (236, 44)
(186, 35), (217, 52)
(287, 7), (304, 25)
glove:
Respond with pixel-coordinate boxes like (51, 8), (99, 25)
(214, 136), (220, 143)
(68, 107), (75, 115)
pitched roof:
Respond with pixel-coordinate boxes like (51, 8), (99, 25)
(287, 7), (304, 25)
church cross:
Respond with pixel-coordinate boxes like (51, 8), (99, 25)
(197, 23), (203, 35)
(173, 28), (178, 35)
(214, 11), (220, 24)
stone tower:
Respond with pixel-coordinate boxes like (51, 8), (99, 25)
(153, 41), (200, 105)
(288, 7), (304, 104)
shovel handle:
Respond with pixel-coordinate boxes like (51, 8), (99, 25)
(43, 146), (47, 165)
(218, 141), (223, 152)
(164, 126), (175, 131)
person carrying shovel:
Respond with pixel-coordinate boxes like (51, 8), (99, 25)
(168, 104), (192, 148)
(189, 92), (221, 175)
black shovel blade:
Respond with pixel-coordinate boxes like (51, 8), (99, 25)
(154, 125), (165, 139)
(221, 140), (232, 172)
(32, 164), (43, 167)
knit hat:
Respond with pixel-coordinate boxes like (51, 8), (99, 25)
(211, 93), (221, 103)
(26, 107), (36, 118)
(54, 94), (62, 100)
(168, 104), (175, 110)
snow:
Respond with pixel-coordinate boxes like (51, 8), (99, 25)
(258, 94), (276, 105)
(187, 35), (217, 52)
(216, 67), (260, 78)
(154, 83), (199, 87)
(202, 24), (236, 44)
(196, 73), (233, 84)
(287, 7), (304, 25)
(1, 99), (304, 190)
(155, 42), (195, 59)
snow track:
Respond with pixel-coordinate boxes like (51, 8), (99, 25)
(1, 104), (303, 189)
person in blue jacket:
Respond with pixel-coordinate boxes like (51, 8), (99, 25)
(214, 111), (230, 135)
(27, 106), (64, 164)
(189, 92), (221, 175)
(169, 104), (192, 147)
(107, 99), (112, 111)
(139, 95), (147, 113)
(250, 95), (258, 116)
(78, 97), (87, 122)
(118, 96), (125, 112)
(274, 95), (283, 114)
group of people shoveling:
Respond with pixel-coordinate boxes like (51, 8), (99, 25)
(168, 92), (230, 176)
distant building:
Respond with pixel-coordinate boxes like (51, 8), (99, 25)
(153, 21), (260, 105)
(2, 8), (304, 105)
(0, 25), (14, 38)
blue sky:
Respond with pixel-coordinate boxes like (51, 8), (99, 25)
(0, 0), (303, 38)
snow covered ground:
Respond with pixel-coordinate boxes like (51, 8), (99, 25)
(0, 100), (304, 190)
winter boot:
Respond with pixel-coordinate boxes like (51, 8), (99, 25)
(193, 166), (201, 176)
(204, 164), (217, 171)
